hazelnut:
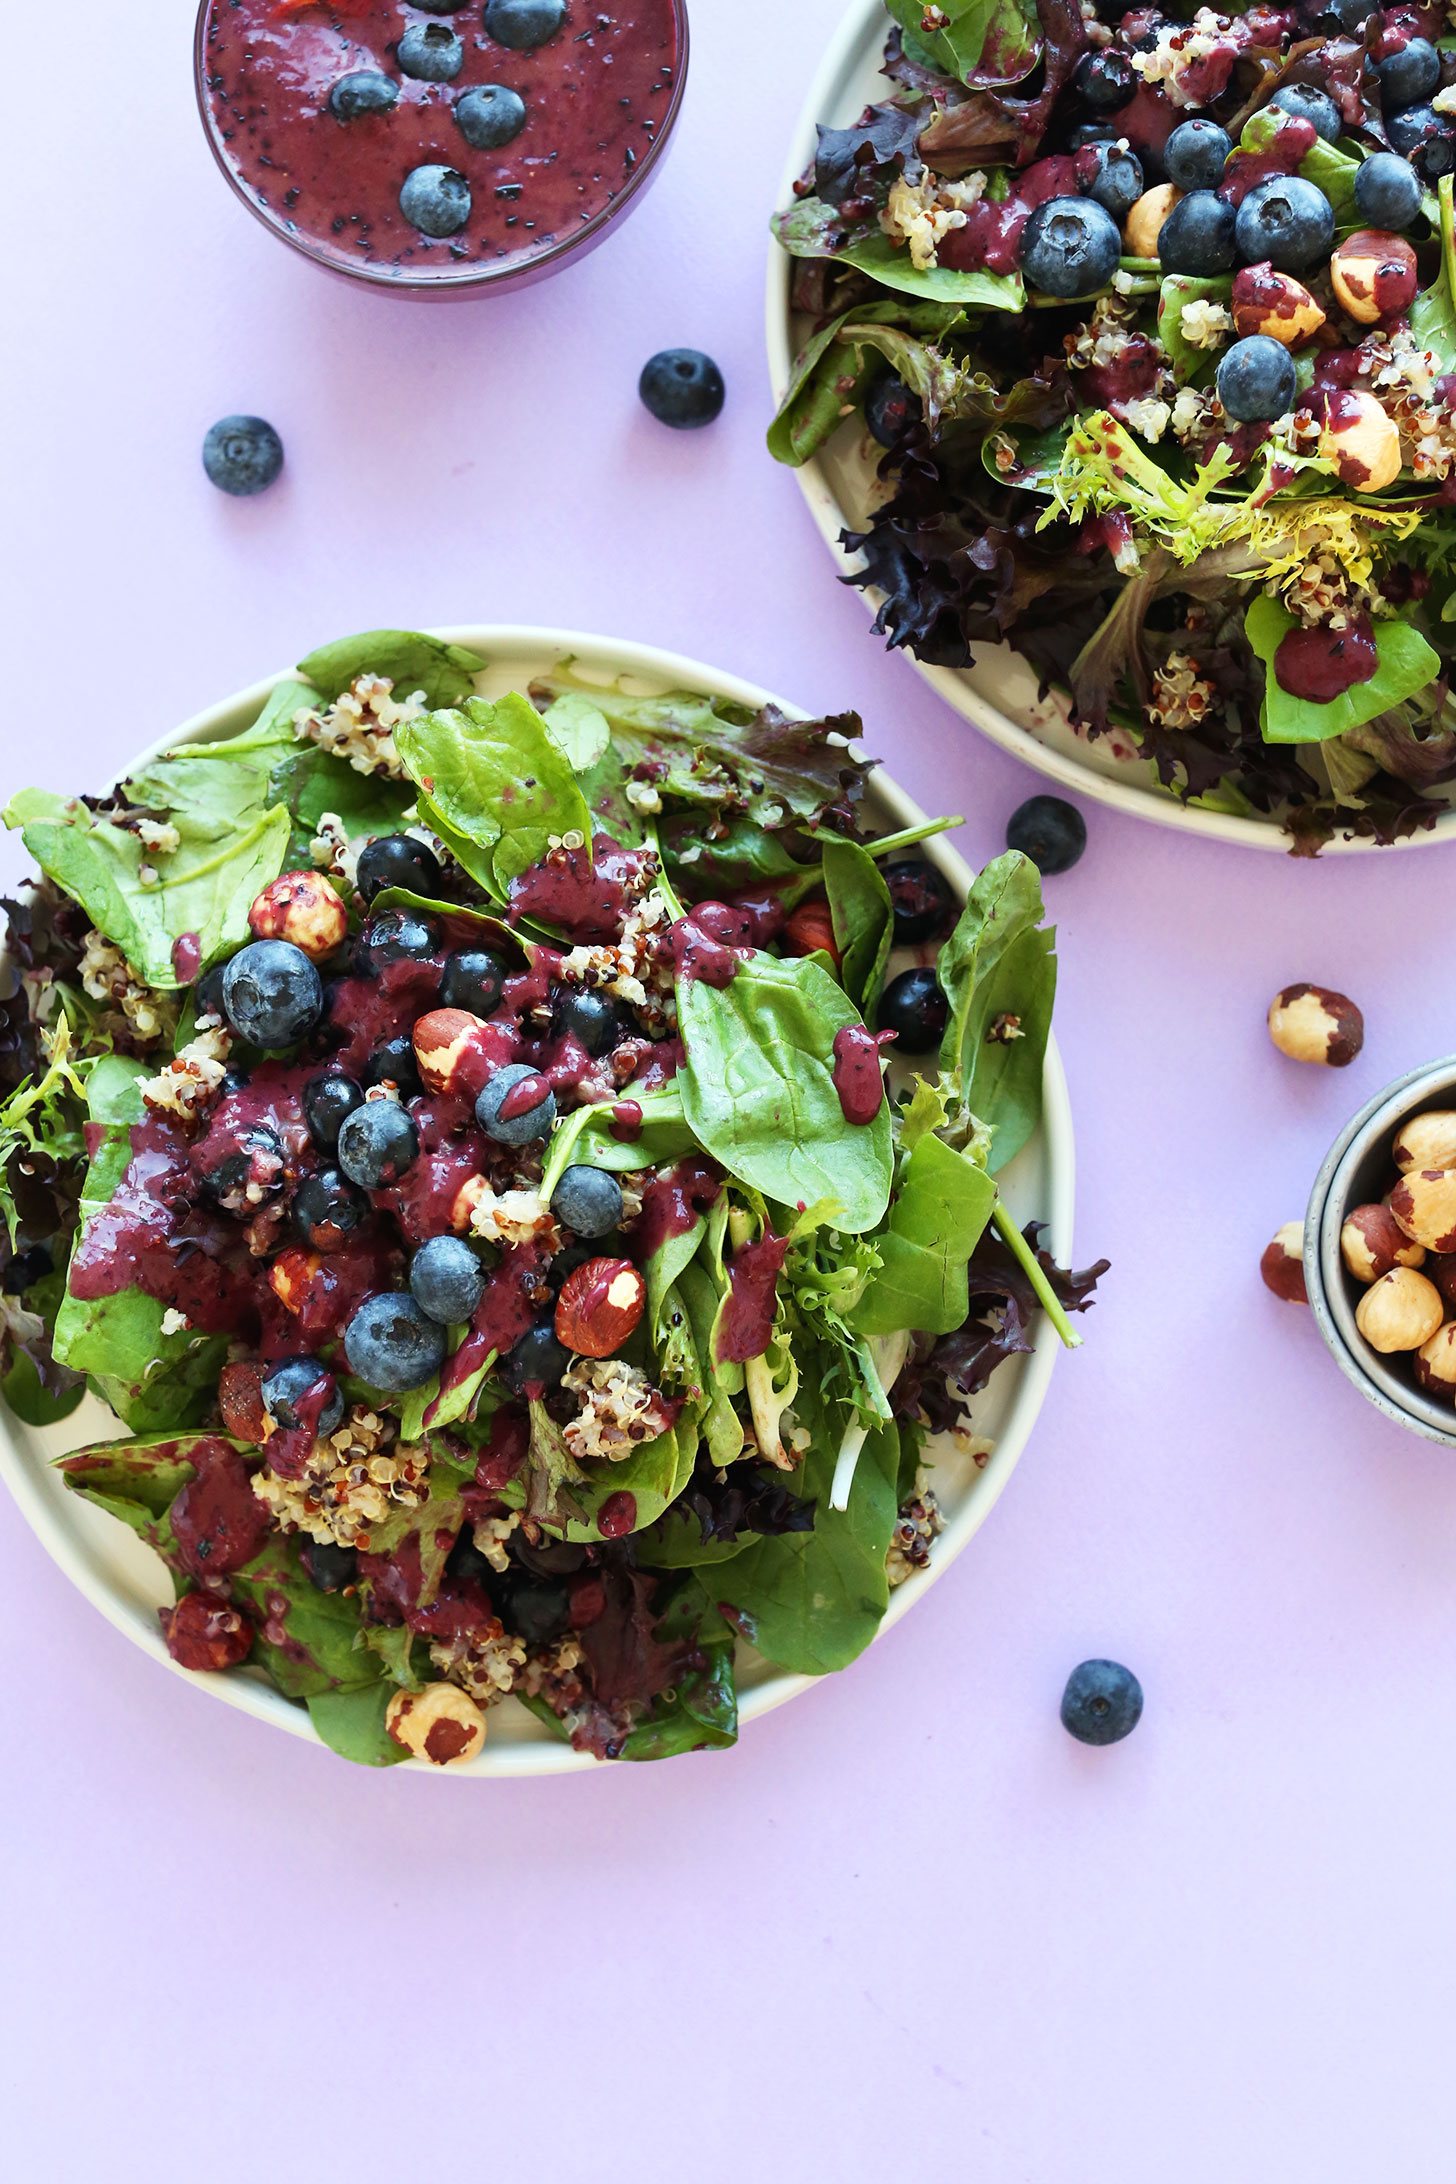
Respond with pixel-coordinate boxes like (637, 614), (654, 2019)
(1329, 230), (1418, 325)
(385, 1682), (486, 1766)
(269, 1245), (323, 1315)
(1427, 1253), (1456, 1310)
(1341, 1203), (1424, 1284)
(451, 1173), (490, 1234)
(160, 1592), (254, 1672)
(1414, 1322), (1456, 1399)
(1231, 263), (1325, 348)
(1389, 1168), (1456, 1253)
(1261, 1220), (1308, 1303)
(1354, 1265), (1444, 1352)
(554, 1256), (646, 1357)
(248, 870), (348, 962)
(1314, 388), (1401, 494)
(413, 1007), (500, 1098)
(1124, 182), (1180, 259)
(1267, 984), (1364, 1067)
(1392, 1109), (1456, 1174)
(782, 901), (840, 963)
(219, 1360), (268, 1444)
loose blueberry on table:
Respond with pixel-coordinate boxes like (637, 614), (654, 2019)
(202, 415), (283, 498)
(1061, 1660), (1144, 1746)
(639, 349), (727, 428)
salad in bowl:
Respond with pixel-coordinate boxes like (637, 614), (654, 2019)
(0, 627), (1102, 1769)
(772, 0), (1456, 852)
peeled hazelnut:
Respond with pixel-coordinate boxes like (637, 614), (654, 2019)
(451, 1173), (490, 1234)
(1355, 1265), (1445, 1352)
(554, 1256), (646, 1357)
(1267, 984), (1364, 1067)
(219, 1360), (268, 1444)
(385, 1682), (486, 1766)
(1392, 1109), (1456, 1174)
(1330, 229), (1418, 325)
(1231, 263), (1325, 347)
(248, 870), (348, 962)
(1261, 1220), (1308, 1303)
(1124, 182), (1180, 259)
(1314, 388), (1401, 494)
(269, 1245), (322, 1316)
(783, 901), (840, 963)
(1389, 1168), (1456, 1253)
(1341, 1203), (1424, 1284)
(413, 1007), (499, 1098)
(1414, 1322), (1456, 1399)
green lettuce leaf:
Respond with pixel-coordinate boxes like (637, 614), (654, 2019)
(1245, 594), (1443, 744)
(935, 852), (1054, 1173)
(885, 0), (1039, 84)
(296, 629), (487, 710)
(850, 1132), (997, 1336)
(395, 692), (592, 903)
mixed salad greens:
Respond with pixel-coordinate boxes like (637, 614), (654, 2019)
(0, 628), (1103, 1767)
(773, 0), (1456, 851)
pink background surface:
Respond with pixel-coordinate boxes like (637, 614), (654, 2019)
(6, 4), (1456, 2177)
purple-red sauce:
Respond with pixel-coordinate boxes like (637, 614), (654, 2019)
(596, 1490), (638, 1540)
(201, 0), (681, 284)
(716, 1231), (790, 1364)
(1219, 113), (1315, 206)
(172, 932), (202, 984)
(832, 1026), (893, 1127)
(68, 1118), (262, 1335)
(1274, 617), (1379, 702)
(263, 1367), (340, 1481)
(610, 1100), (643, 1142)
(170, 1441), (271, 1578)
(424, 1244), (550, 1423)
(508, 838), (655, 942)
(630, 1158), (722, 1265)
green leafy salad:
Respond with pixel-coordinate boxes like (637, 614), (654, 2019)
(0, 627), (1103, 1767)
(773, 0), (1456, 851)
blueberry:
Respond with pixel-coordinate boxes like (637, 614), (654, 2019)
(357, 907), (443, 970)
(1385, 104), (1456, 179)
(361, 1037), (422, 1101)
(354, 834), (443, 905)
(1066, 122), (1117, 151)
(440, 949), (507, 1016)
(303, 1072), (364, 1153)
(292, 1167), (370, 1251)
(551, 1165), (624, 1239)
(509, 1577), (571, 1645)
(1079, 143), (1143, 223)
(1353, 150), (1422, 229)
(1234, 175), (1334, 270)
(499, 1320), (570, 1394)
(301, 1538), (358, 1592)
(864, 369), (923, 447)
(1216, 333), (1298, 423)
(447, 1530), (497, 1591)
(410, 1235), (487, 1324)
(1379, 37), (1440, 113)
(398, 21), (464, 80)
(455, 84), (528, 150)
(485, 0), (566, 51)
(261, 1358), (344, 1438)
(1156, 188), (1237, 274)
(639, 349), (726, 429)
(1331, 0), (1376, 24)
(1269, 83), (1343, 144)
(344, 1292), (447, 1393)
(1163, 118), (1231, 193)
(337, 1099), (420, 1189)
(1018, 195), (1121, 297)
(198, 1124), (285, 1212)
(194, 960), (230, 1024)
(2, 1243), (51, 1295)
(1060, 1658), (1143, 1746)
(880, 859), (954, 945)
(1073, 48), (1135, 111)
(552, 987), (627, 1058)
(476, 1064), (557, 1145)
(1006, 796), (1087, 876)
(222, 941), (322, 1047)
(328, 70), (398, 120)
(877, 968), (947, 1054)
(545, 1237), (621, 1294)
(202, 416), (284, 498)
(399, 164), (472, 239)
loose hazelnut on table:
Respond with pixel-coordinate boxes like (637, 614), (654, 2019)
(1267, 984), (1364, 1067)
(1389, 1168), (1456, 1254)
(1392, 1110), (1456, 1175)
(1261, 1221), (1308, 1303)
(385, 1682), (486, 1766)
(1415, 1322), (1456, 1399)
(248, 870), (348, 962)
(1354, 1266), (1445, 1353)
(555, 1256), (646, 1357)
(1341, 1203), (1425, 1284)
(1231, 264), (1324, 347)
(1329, 230), (1418, 325)
(1124, 183), (1179, 258)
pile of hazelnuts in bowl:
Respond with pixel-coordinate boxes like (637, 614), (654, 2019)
(1334, 1108), (1456, 1400)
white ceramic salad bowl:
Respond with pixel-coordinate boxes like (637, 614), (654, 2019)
(765, 0), (1456, 856)
(0, 624), (1077, 1776)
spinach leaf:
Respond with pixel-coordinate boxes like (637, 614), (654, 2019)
(677, 1260), (745, 1465)
(716, 1409), (899, 1675)
(884, 0), (1039, 84)
(935, 852), (1054, 1172)
(659, 813), (823, 908)
(835, 227), (1025, 311)
(395, 693), (592, 902)
(822, 837), (894, 1016)
(1246, 593), (1442, 743)
(768, 300), (967, 466)
(678, 953), (893, 1234)
(231, 1533), (373, 1698)
(850, 1132), (997, 1337)
(307, 1680), (408, 1767)
(1157, 274), (1232, 385)
(296, 629), (487, 710)
(568, 1087), (699, 1173)
(1411, 174), (1456, 366)
(57, 1430), (208, 1554)
(541, 691), (611, 772)
(561, 1419), (696, 1545)
(178, 680), (413, 863)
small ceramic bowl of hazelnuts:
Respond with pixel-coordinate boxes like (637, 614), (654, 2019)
(1301, 1056), (1456, 1447)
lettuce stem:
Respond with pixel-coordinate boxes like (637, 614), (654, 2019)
(991, 1202), (1082, 1351)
